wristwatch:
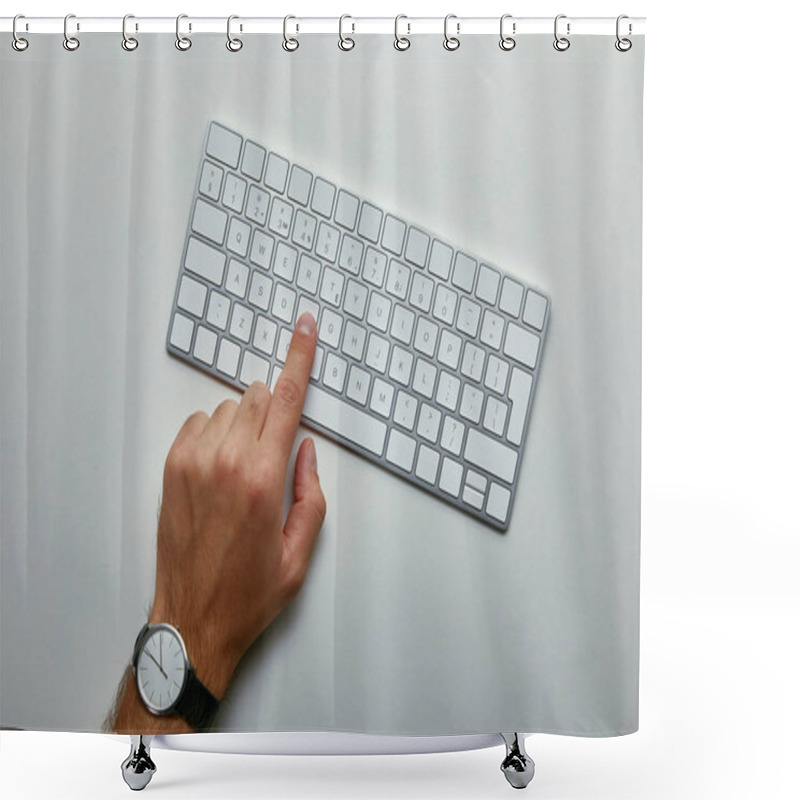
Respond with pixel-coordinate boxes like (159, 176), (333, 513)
(132, 622), (220, 731)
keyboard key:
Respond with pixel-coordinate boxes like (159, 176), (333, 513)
(229, 303), (254, 343)
(177, 275), (207, 318)
(476, 265), (500, 305)
(522, 290), (548, 331)
(268, 197), (293, 238)
(320, 267), (344, 306)
(439, 457), (463, 498)
(367, 333), (389, 372)
(225, 258), (249, 298)
(206, 123), (241, 168)
(241, 140), (266, 181)
(389, 306), (415, 345)
(273, 242), (298, 282)
(316, 222), (340, 263)
(388, 346), (413, 386)
(417, 404), (442, 443)
(486, 482), (511, 524)
(339, 235), (364, 274)
(483, 396), (509, 437)
(436, 372), (460, 412)
(387, 259), (411, 300)
(367, 293), (391, 332)
(193, 325), (217, 365)
(245, 185), (270, 226)
(393, 391), (417, 430)
(464, 428), (518, 484)
(250, 231), (274, 269)
(462, 485), (484, 511)
(342, 320), (367, 360)
(433, 284), (457, 324)
(276, 328), (292, 363)
(272, 283), (297, 324)
(456, 297), (480, 337)
(311, 178), (336, 217)
(415, 445), (440, 485)
(311, 346), (324, 381)
(295, 296), (320, 325)
(248, 270), (273, 311)
(461, 342), (486, 382)
(287, 165), (312, 206)
(452, 252), (477, 293)
(386, 429), (416, 472)
(199, 160), (223, 201)
(323, 352), (347, 393)
(170, 313), (194, 352)
(240, 350), (269, 386)
(459, 384), (484, 425)
(222, 173), (247, 214)
(412, 360), (437, 399)
(503, 323), (540, 370)
(369, 378), (394, 418)
(428, 240), (453, 280)
(414, 317), (438, 358)
(297, 254), (322, 295)
(319, 308), (343, 348)
(191, 199), (227, 245)
(227, 218), (251, 258)
(405, 227), (430, 267)
(207, 291), (231, 330)
(303, 382), (387, 457)
(440, 416), (465, 456)
(216, 338), (241, 378)
(382, 215), (406, 255)
(292, 209), (316, 250)
(358, 202), (382, 243)
(437, 329), (462, 371)
(484, 354), (509, 395)
(363, 248), (387, 288)
(465, 470), (488, 494)
(499, 277), (524, 317)
(264, 152), (289, 192)
(253, 315), (277, 355)
(479, 309), (504, 350)
(335, 190), (359, 230)
(343, 279), (368, 319)
(409, 272), (434, 313)
(506, 368), (533, 446)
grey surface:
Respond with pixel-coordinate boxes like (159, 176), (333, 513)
(169, 120), (550, 532)
(0, 33), (644, 737)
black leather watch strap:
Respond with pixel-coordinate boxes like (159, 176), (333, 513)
(174, 667), (220, 732)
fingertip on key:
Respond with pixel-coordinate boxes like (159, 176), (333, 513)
(296, 312), (316, 337)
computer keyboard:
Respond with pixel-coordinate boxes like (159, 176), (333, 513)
(167, 122), (550, 531)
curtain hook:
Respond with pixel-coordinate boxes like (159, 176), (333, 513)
(339, 14), (355, 51)
(122, 14), (139, 51)
(394, 15), (410, 51)
(176, 14), (192, 51)
(443, 14), (460, 51)
(283, 15), (299, 51)
(12, 14), (29, 52)
(553, 14), (570, 52)
(226, 15), (243, 51)
(63, 13), (80, 51)
(615, 15), (632, 51)
(499, 14), (516, 51)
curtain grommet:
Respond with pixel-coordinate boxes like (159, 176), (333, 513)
(553, 14), (570, 52)
(394, 15), (410, 51)
(121, 14), (139, 51)
(12, 14), (29, 52)
(226, 15), (243, 52)
(615, 15), (632, 51)
(338, 14), (355, 51)
(443, 14), (460, 51)
(176, 14), (192, 51)
(283, 15), (299, 52)
(63, 13), (80, 51)
(499, 14), (516, 51)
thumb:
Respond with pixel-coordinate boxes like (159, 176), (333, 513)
(282, 438), (326, 591)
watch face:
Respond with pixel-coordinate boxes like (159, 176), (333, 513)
(135, 624), (188, 714)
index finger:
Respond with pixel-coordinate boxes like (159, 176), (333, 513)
(261, 312), (317, 470)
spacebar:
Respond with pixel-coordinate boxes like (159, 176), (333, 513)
(302, 384), (387, 457)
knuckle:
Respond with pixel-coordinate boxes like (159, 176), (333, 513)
(274, 376), (302, 408)
(213, 443), (241, 482)
(217, 398), (239, 416)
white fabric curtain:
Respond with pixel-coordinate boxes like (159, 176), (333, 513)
(1, 30), (644, 736)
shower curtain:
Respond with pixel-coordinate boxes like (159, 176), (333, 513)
(0, 26), (644, 737)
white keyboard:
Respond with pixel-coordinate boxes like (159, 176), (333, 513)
(168, 122), (550, 531)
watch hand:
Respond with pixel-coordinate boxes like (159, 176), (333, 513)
(159, 636), (163, 668)
(143, 647), (168, 680)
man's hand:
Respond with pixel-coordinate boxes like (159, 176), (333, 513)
(112, 313), (325, 733)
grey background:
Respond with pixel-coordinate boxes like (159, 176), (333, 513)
(0, 33), (643, 735)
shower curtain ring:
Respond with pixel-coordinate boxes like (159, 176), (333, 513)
(394, 15), (410, 51)
(176, 14), (192, 50)
(63, 13), (80, 51)
(122, 15), (139, 51)
(283, 15), (299, 51)
(443, 14), (460, 51)
(499, 14), (516, 51)
(553, 14), (570, 51)
(12, 14), (29, 52)
(339, 14), (355, 51)
(615, 15), (632, 51)
(226, 15), (243, 51)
